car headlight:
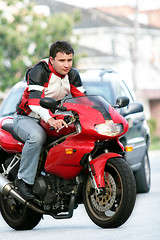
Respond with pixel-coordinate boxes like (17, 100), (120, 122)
(95, 120), (123, 136)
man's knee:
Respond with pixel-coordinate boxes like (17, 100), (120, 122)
(28, 129), (46, 146)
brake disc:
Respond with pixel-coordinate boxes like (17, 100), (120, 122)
(90, 173), (116, 212)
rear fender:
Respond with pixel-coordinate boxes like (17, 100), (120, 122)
(89, 153), (122, 188)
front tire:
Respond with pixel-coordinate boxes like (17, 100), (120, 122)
(83, 157), (136, 228)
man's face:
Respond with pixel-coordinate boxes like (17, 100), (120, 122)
(50, 52), (73, 75)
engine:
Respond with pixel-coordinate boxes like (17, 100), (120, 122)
(33, 174), (81, 212)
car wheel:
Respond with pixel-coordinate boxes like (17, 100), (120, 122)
(134, 151), (151, 193)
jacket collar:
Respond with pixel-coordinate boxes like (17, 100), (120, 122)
(48, 59), (65, 79)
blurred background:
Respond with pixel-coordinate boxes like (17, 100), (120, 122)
(0, 0), (160, 149)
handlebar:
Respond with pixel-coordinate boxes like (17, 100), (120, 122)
(49, 115), (75, 132)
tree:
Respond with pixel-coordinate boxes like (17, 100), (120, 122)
(0, 0), (81, 91)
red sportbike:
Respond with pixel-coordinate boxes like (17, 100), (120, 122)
(0, 95), (136, 230)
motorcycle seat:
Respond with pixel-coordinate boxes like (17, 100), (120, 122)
(2, 120), (24, 143)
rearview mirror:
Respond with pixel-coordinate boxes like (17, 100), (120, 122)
(40, 97), (67, 112)
(112, 96), (130, 108)
(40, 98), (58, 111)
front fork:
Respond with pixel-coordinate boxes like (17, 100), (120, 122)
(88, 152), (122, 191)
(87, 155), (102, 195)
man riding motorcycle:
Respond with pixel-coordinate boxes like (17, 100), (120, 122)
(13, 40), (85, 200)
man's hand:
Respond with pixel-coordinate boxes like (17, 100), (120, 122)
(48, 118), (68, 130)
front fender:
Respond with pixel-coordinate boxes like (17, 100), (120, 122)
(89, 153), (122, 188)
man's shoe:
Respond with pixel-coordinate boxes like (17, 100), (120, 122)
(15, 177), (35, 200)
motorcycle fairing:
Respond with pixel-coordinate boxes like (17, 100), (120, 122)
(63, 102), (128, 140)
(45, 134), (95, 179)
(89, 152), (122, 188)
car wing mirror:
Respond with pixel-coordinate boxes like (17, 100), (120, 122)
(123, 102), (144, 116)
(121, 102), (143, 117)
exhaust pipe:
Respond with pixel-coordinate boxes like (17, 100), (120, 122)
(0, 173), (26, 204)
(0, 173), (44, 214)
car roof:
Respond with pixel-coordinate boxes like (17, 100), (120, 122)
(79, 68), (120, 82)
(10, 80), (26, 91)
(79, 68), (135, 102)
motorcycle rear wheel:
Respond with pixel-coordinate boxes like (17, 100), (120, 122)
(0, 156), (42, 230)
(83, 157), (136, 228)
(0, 193), (42, 230)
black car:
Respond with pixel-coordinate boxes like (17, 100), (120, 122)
(0, 68), (151, 193)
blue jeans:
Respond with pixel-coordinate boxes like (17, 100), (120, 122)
(13, 113), (47, 185)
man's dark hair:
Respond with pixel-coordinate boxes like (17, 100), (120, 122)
(49, 40), (74, 59)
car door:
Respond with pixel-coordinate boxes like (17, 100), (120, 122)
(111, 78), (146, 170)
(123, 110), (146, 170)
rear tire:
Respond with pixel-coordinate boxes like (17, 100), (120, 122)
(0, 194), (42, 230)
(0, 155), (42, 230)
(83, 157), (136, 228)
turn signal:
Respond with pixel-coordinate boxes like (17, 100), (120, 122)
(125, 146), (133, 152)
(65, 148), (75, 154)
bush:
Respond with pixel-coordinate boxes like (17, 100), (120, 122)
(147, 118), (156, 137)
(148, 118), (160, 150)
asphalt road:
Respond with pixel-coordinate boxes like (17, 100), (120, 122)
(0, 150), (160, 240)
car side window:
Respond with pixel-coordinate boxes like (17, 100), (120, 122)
(112, 79), (134, 103)
(82, 81), (115, 105)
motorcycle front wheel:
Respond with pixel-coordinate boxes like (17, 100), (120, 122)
(83, 157), (136, 228)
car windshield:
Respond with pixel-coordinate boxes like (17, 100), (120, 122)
(0, 82), (25, 117)
(82, 81), (115, 105)
(64, 95), (112, 120)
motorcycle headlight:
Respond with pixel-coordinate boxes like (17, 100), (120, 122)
(95, 120), (123, 136)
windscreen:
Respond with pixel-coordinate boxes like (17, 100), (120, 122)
(0, 83), (25, 117)
(64, 95), (112, 120)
